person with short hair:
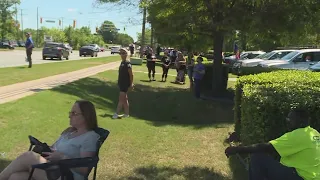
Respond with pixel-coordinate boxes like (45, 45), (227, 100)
(161, 51), (171, 82)
(146, 48), (156, 81)
(25, 32), (34, 68)
(225, 108), (320, 180)
(192, 57), (205, 98)
(112, 48), (134, 119)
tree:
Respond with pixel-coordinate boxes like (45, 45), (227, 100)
(0, 0), (19, 40)
(147, 0), (320, 95)
(137, 28), (151, 46)
(115, 33), (134, 46)
(98, 20), (118, 43)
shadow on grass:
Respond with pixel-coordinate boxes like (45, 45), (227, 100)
(117, 165), (231, 180)
(52, 77), (234, 129)
(0, 159), (11, 172)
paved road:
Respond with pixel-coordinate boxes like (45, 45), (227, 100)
(0, 50), (114, 68)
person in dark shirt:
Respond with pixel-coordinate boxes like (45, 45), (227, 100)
(25, 32), (34, 68)
(146, 48), (156, 81)
(225, 108), (320, 180)
(112, 48), (134, 119)
(161, 51), (171, 82)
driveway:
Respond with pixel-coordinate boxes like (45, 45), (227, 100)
(0, 50), (114, 68)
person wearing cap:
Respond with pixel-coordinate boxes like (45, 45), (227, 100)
(112, 48), (134, 119)
(25, 32), (34, 68)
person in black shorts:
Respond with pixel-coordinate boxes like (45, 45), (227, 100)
(161, 51), (171, 82)
(146, 48), (156, 81)
(112, 48), (134, 119)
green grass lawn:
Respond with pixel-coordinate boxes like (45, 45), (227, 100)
(0, 65), (246, 179)
(0, 56), (120, 87)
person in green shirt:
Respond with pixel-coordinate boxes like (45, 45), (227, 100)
(225, 108), (320, 180)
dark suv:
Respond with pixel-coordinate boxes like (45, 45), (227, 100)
(42, 42), (70, 60)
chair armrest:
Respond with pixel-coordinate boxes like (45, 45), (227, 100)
(31, 157), (99, 170)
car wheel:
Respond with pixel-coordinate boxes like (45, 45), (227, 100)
(91, 53), (94, 57)
(59, 56), (62, 60)
(66, 56), (69, 60)
(42, 56), (46, 60)
(95, 53), (98, 57)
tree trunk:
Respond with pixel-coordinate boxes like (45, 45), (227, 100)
(140, 7), (147, 58)
(212, 30), (225, 96)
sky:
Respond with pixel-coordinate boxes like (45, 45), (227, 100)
(16, 0), (149, 41)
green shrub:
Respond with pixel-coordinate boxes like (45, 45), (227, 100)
(234, 70), (320, 145)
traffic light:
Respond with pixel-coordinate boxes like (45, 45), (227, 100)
(59, 20), (61, 26)
(73, 20), (76, 28)
(40, 17), (42, 24)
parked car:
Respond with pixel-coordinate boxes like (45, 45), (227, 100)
(17, 40), (25, 47)
(224, 51), (265, 66)
(111, 45), (121, 54)
(79, 45), (99, 57)
(308, 62), (320, 72)
(0, 40), (15, 49)
(232, 50), (295, 74)
(42, 42), (70, 60)
(258, 49), (320, 70)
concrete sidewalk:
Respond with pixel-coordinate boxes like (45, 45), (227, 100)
(0, 61), (120, 104)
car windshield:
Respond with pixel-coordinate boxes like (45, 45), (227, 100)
(255, 52), (274, 59)
(281, 51), (299, 61)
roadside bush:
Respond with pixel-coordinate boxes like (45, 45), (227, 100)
(234, 70), (320, 144)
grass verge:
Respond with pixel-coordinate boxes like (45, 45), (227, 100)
(0, 56), (120, 87)
(0, 65), (245, 180)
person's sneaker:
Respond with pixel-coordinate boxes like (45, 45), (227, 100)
(152, 79), (156, 81)
(112, 113), (119, 119)
(123, 114), (130, 118)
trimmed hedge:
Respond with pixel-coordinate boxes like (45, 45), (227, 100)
(235, 70), (320, 145)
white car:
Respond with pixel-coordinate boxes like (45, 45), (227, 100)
(258, 49), (320, 70)
(111, 46), (121, 54)
(89, 44), (100, 52)
(234, 50), (295, 68)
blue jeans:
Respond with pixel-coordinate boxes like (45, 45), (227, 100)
(194, 78), (201, 98)
(249, 153), (303, 180)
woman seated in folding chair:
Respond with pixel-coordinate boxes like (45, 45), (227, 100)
(0, 100), (100, 180)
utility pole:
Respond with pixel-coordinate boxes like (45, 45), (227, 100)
(21, 9), (23, 39)
(140, 6), (147, 58)
(61, 17), (64, 30)
(37, 7), (39, 47)
(15, 4), (18, 40)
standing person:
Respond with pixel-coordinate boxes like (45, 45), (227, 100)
(112, 48), (134, 119)
(187, 52), (195, 89)
(129, 43), (135, 57)
(193, 57), (205, 99)
(175, 52), (186, 84)
(225, 108), (320, 180)
(25, 32), (34, 68)
(161, 51), (171, 82)
(146, 48), (156, 81)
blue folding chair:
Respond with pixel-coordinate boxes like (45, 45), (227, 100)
(27, 127), (110, 180)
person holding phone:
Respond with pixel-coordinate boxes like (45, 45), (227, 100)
(0, 100), (100, 180)
(146, 48), (156, 81)
(161, 51), (171, 82)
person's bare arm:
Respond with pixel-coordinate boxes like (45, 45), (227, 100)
(128, 68), (134, 87)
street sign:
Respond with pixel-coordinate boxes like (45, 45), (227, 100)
(44, 35), (53, 42)
(45, 20), (56, 23)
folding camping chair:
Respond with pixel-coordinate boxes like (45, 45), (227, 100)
(27, 127), (110, 180)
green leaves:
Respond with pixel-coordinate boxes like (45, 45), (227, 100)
(235, 70), (320, 145)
